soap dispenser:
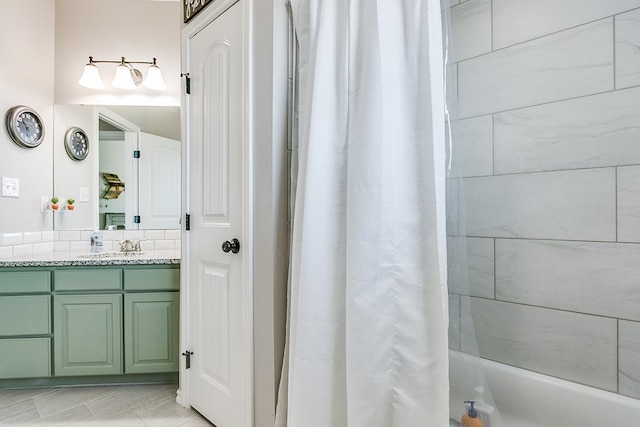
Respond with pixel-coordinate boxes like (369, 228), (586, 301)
(90, 230), (103, 253)
(461, 401), (484, 427)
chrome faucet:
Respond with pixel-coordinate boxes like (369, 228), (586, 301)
(118, 239), (143, 252)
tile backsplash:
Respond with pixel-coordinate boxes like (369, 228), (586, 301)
(0, 229), (181, 258)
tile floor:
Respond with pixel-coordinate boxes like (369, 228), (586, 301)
(0, 384), (464, 427)
(0, 384), (213, 426)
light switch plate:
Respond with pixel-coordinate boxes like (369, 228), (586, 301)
(1, 177), (19, 198)
(79, 186), (90, 202)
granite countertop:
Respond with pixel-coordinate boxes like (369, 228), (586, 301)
(0, 250), (181, 267)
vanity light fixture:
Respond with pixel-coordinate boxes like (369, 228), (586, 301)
(79, 56), (167, 91)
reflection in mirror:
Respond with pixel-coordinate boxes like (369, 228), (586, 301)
(53, 105), (181, 231)
(98, 111), (136, 230)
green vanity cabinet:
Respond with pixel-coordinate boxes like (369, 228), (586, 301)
(0, 295), (50, 336)
(53, 267), (123, 377)
(123, 267), (180, 374)
(54, 294), (123, 376)
(0, 263), (180, 384)
(124, 268), (180, 291)
(0, 270), (50, 293)
(124, 292), (180, 373)
(0, 338), (51, 379)
(0, 270), (52, 379)
(54, 268), (122, 291)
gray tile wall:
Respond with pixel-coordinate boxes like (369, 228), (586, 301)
(448, 0), (640, 400)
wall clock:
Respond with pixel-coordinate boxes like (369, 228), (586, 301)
(5, 105), (45, 148)
(64, 127), (90, 161)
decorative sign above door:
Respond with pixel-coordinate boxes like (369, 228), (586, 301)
(184, 0), (213, 23)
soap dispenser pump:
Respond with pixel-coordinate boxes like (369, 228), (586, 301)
(461, 400), (484, 427)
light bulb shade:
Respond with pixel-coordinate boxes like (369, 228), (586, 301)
(78, 63), (104, 89)
(112, 64), (137, 89)
(143, 64), (167, 91)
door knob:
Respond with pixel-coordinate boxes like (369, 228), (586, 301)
(222, 238), (240, 254)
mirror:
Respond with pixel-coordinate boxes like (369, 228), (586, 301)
(53, 105), (181, 231)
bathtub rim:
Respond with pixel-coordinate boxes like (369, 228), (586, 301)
(449, 349), (640, 427)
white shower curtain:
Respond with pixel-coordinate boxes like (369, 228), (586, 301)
(276, 1), (449, 426)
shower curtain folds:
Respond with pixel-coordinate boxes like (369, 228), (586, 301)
(276, 1), (450, 426)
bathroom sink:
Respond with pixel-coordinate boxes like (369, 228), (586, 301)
(77, 252), (146, 259)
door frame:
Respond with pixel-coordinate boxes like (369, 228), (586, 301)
(179, 1), (290, 426)
(179, 0), (254, 424)
(97, 107), (140, 230)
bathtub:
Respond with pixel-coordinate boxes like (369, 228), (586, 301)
(449, 350), (640, 427)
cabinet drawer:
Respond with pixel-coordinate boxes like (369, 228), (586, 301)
(0, 271), (50, 293)
(0, 338), (51, 379)
(54, 269), (122, 291)
(0, 295), (50, 336)
(124, 268), (179, 291)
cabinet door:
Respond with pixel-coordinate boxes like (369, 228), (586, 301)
(124, 292), (179, 373)
(54, 294), (122, 376)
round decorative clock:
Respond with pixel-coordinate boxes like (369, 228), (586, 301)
(5, 105), (45, 148)
(64, 127), (90, 161)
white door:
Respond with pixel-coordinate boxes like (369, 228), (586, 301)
(184, 1), (251, 426)
(138, 132), (181, 229)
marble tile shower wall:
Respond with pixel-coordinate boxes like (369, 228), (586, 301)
(447, 0), (640, 400)
(0, 229), (181, 258)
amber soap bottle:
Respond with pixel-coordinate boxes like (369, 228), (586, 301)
(461, 400), (484, 427)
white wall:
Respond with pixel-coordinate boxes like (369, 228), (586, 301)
(53, 105), (100, 231)
(448, 0), (640, 401)
(0, 1), (55, 235)
(54, 0), (181, 106)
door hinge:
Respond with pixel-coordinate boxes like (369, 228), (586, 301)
(185, 213), (190, 231)
(181, 73), (190, 94)
(134, 215), (141, 224)
(133, 150), (140, 159)
(182, 350), (194, 369)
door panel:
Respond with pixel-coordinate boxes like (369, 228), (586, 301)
(139, 132), (181, 229)
(200, 263), (230, 389)
(185, 1), (249, 426)
(202, 41), (231, 222)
